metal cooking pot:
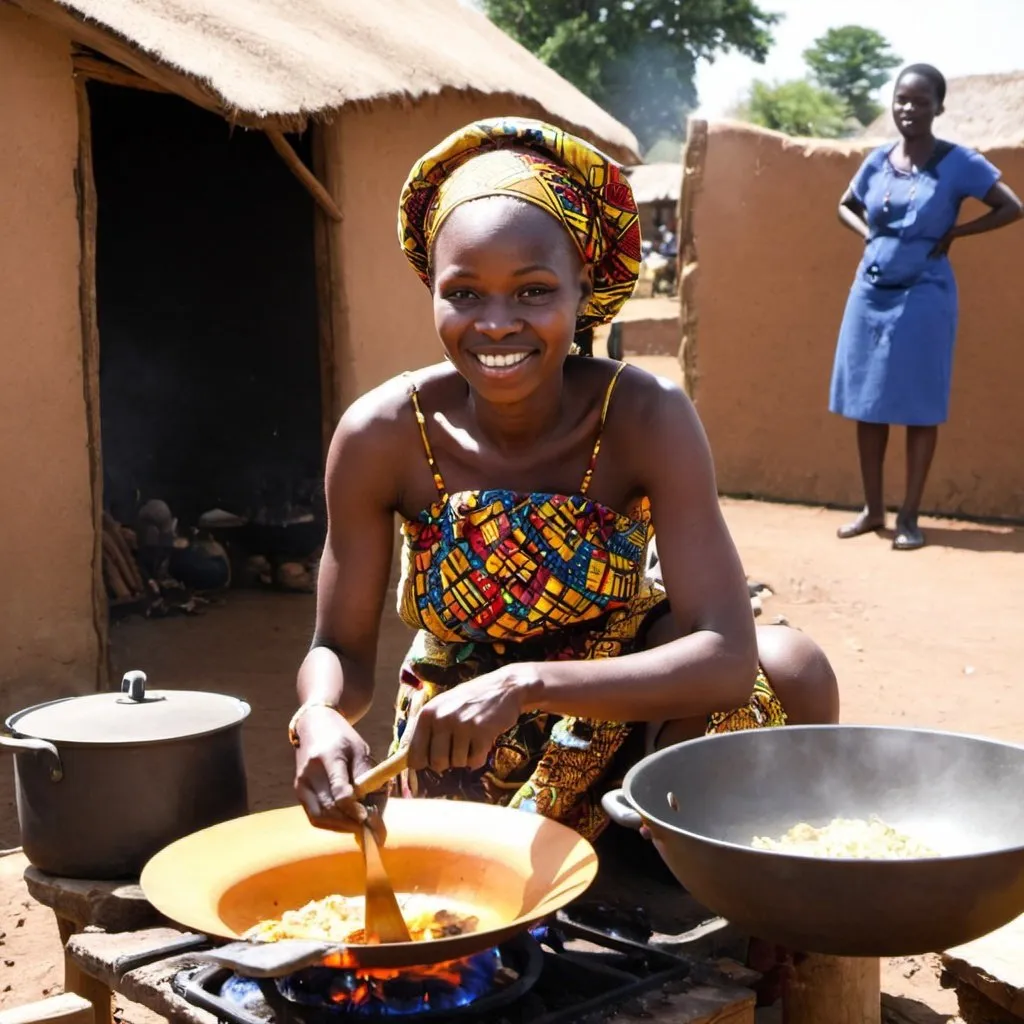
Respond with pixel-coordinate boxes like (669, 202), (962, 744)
(2, 669), (250, 879)
(602, 725), (1024, 957)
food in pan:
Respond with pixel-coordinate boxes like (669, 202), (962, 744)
(246, 893), (481, 944)
(752, 815), (937, 859)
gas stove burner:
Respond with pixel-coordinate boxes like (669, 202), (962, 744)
(181, 933), (542, 1023)
(270, 941), (531, 1018)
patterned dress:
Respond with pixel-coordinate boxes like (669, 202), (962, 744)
(389, 366), (786, 839)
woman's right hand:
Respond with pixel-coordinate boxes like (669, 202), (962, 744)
(293, 706), (387, 841)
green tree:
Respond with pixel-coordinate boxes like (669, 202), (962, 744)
(737, 79), (850, 138)
(481, 0), (781, 153)
(803, 26), (901, 126)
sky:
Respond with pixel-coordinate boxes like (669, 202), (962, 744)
(694, 0), (1024, 118)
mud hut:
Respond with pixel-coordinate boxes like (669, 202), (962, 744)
(0, 0), (637, 704)
(864, 71), (1024, 147)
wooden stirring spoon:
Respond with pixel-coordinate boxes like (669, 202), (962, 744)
(359, 820), (412, 943)
(353, 747), (408, 802)
(353, 749), (411, 944)
(308, 748), (412, 941)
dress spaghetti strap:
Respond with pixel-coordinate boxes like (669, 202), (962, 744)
(408, 384), (448, 502)
(579, 362), (627, 495)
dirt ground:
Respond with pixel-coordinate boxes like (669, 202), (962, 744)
(3, 497), (1022, 1019)
(612, 294), (678, 322)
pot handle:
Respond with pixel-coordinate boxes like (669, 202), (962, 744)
(121, 670), (147, 701)
(0, 734), (63, 782)
(601, 788), (644, 831)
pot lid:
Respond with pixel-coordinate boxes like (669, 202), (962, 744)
(7, 671), (250, 745)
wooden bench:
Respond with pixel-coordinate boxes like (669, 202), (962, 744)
(21, 867), (168, 1024)
(0, 993), (93, 1024)
(943, 912), (1024, 1022)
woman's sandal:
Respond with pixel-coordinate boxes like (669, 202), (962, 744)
(893, 521), (925, 550)
(836, 511), (885, 539)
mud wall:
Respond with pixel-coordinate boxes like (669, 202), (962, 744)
(0, 8), (98, 711)
(691, 122), (1024, 520)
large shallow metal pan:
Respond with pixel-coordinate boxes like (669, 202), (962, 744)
(603, 725), (1024, 957)
(141, 799), (596, 969)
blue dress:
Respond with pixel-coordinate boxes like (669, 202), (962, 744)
(829, 142), (1000, 426)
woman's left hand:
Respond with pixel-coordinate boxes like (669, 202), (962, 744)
(405, 664), (538, 773)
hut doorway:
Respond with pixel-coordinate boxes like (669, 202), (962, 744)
(88, 81), (325, 617)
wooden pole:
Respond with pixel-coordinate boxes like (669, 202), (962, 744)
(311, 124), (339, 464)
(266, 130), (343, 223)
(311, 123), (344, 463)
(74, 78), (110, 690)
(72, 54), (170, 96)
(678, 117), (708, 401)
(783, 954), (881, 1024)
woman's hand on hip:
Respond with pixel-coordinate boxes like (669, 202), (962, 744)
(294, 706), (387, 841)
(929, 229), (957, 258)
(406, 665), (538, 774)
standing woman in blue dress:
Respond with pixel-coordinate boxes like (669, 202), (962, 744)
(830, 64), (1021, 550)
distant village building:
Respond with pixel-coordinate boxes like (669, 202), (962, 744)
(626, 162), (682, 242)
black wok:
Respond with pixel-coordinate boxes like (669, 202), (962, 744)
(602, 725), (1024, 957)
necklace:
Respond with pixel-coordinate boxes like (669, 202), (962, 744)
(882, 139), (936, 215)
(882, 160), (919, 214)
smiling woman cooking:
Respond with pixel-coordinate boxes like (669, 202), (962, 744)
(290, 118), (839, 841)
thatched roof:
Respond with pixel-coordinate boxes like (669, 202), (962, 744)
(11, 0), (639, 161)
(626, 162), (680, 205)
(863, 71), (1024, 148)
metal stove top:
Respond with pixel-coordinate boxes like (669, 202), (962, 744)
(171, 916), (694, 1024)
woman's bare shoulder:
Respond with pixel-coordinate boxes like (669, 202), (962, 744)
(324, 364), (455, 504)
(599, 359), (694, 428)
(337, 363), (454, 434)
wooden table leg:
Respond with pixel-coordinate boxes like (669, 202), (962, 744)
(783, 953), (881, 1024)
(55, 917), (114, 1024)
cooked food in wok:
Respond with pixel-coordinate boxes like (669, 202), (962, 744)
(752, 815), (937, 859)
(245, 892), (481, 944)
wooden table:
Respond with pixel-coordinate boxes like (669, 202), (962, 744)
(63, 926), (761, 1024)
(21, 867), (169, 1024)
(65, 929), (216, 1024)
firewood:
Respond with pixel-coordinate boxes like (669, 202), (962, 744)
(101, 532), (133, 589)
(102, 551), (131, 600)
(102, 514), (145, 592)
(101, 531), (142, 596)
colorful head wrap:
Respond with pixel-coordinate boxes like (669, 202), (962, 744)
(398, 118), (642, 332)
